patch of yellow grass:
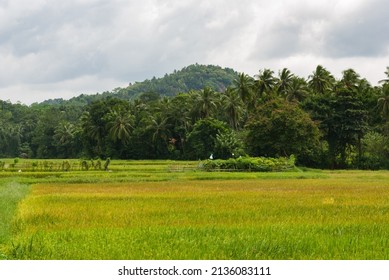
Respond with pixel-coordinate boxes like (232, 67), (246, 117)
(15, 177), (389, 232)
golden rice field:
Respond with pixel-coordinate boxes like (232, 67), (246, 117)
(1, 159), (389, 259)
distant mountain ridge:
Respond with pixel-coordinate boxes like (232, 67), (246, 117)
(39, 64), (238, 106)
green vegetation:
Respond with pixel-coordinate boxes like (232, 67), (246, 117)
(2, 65), (389, 259)
(1, 64), (389, 170)
(0, 159), (389, 260)
(202, 156), (296, 172)
(37, 64), (238, 106)
(0, 182), (30, 258)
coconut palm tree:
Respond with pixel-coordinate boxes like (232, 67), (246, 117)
(285, 77), (309, 102)
(277, 68), (294, 96)
(54, 122), (76, 146)
(147, 115), (169, 144)
(308, 65), (335, 94)
(80, 111), (105, 152)
(221, 88), (244, 130)
(255, 68), (277, 97)
(169, 93), (193, 132)
(106, 109), (134, 144)
(145, 113), (171, 157)
(379, 67), (389, 84)
(340, 68), (360, 90)
(190, 87), (219, 119)
(378, 84), (389, 120)
(232, 73), (255, 105)
(54, 122), (81, 157)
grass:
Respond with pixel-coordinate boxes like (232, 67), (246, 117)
(1, 159), (389, 259)
(3, 175), (389, 259)
(0, 159), (327, 185)
(0, 182), (30, 259)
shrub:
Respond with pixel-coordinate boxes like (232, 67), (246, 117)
(202, 156), (295, 172)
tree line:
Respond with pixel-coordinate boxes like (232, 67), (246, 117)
(1, 65), (389, 169)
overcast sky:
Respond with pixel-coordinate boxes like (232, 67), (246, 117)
(1, 0), (388, 105)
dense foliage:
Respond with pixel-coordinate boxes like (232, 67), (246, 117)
(202, 156), (296, 172)
(38, 64), (238, 107)
(1, 64), (389, 169)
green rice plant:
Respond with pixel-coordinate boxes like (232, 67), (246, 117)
(5, 173), (389, 260)
(0, 182), (30, 259)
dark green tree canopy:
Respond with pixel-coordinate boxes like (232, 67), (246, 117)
(186, 118), (229, 160)
(245, 98), (320, 161)
(1, 64), (389, 170)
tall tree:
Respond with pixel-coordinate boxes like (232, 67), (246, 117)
(246, 98), (320, 161)
(277, 68), (294, 96)
(285, 77), (309, 102)
(255, 68), (277, 98)
(308, 65), (335, 94)
(232, 73), (255, 105)
(144, 113), (171, 158)
(54, 122), (81, 158)
(186, 118), (228, 160)
(307, 87), (368, 168)
(106, 109), (134, 144)
(81, 98), (130, 157)
(221, 88), (244, 130)
(378, 84), (389, 121)
(167, 93), (193, 156)
(340, 68), (360, 90)
(379, 66), (389, 84)
(190, 87), (219, 119)
(31, 107), (65, 158)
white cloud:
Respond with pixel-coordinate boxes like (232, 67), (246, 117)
(1, 75), (123, 104)
(0, 0), (388, 105)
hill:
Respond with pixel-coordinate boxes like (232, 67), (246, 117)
(39, 64), (238, 106)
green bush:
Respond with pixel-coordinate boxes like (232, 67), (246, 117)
(202, 156), (295, 172)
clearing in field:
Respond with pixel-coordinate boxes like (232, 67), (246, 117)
(1, 160), (389, 259)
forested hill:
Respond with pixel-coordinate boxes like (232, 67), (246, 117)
(40, 64), (238, 106)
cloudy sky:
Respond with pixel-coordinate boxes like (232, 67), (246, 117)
(1, 0), (388, 104)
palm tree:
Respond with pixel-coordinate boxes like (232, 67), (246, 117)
(191, 87), (219, 119)
(285, 77), (309, 102)
(147, 115), (169, 144)
(379, 66), (389, 84)
(232, 73), (255, 105)
(157, 97), (172, 115)
(80, 109), (108, 156)
(169, 93), (192, 132)
(54, 122), (76, 146)
(277, 68), (294, 96)
(341, 68), (360, 90)
(378, 84), (389, 120)
(308, 65), (335, 94)
(1, 124), (22, 157)
(145, 113), (171, 157)
(131, 99), (150, 123)
(0, 123), (6, 150)
(255, 68), (277, 97)
(54, 122), (80, 157)
(106, 110), (134, 144)
(221, 88), (244, 130)
(355, 78), (372, 97)
(168, 94), (193, 155)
